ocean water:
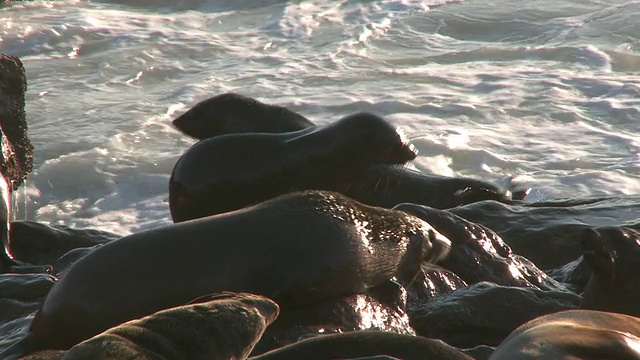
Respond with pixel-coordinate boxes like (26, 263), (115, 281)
(1, 0), (639, 238)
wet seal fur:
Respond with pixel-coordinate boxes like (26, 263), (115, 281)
(580, 226), (640, 317)
(489, 309), (640, 359)
(18, 190), (450, 354)
(173, 93), (314, 139)
(18, 293), (278, 360)
(170, 93), (528, 219)
(251, 331), (473, 360)
(169, 112), (417, 222)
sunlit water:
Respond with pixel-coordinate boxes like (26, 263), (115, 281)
(1, 0), (639, 236)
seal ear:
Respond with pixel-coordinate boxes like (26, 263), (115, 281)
(581, 228), (616, 284)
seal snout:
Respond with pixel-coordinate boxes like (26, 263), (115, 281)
(379, 127), (418, 164)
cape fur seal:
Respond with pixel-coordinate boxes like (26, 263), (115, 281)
(169, 112), (417, 222)
(170, 93), (528, 222)
(18, 191), (450, 353)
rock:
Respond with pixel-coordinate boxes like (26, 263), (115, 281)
(406, 263), (467, 307)
(0, 53), (34, 271)
(9, 221), (120, 267)
(0, 53), (33, 190)
(449, 196), (640, 269)
(394, 203), (568, 292)
(544, 256), (591, 293)
(251, 282), (414, 356)
(408, 282), (581, 348)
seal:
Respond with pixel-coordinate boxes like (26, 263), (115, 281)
(489, 309), (640, 359)
(56, 293), (278, 360)
(169, 112), (417, 222)
(172, 92), (314, 140)
(580, 226), (640, 317)
(21, 190), (451, 352)
(170, 93), (528, 217)
(251, 331), (474, 360)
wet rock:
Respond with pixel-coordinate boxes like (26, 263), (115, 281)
(0, 273), (55, 348)
(545, 256), (592, 293)
(449, 197), (640, 269)
(9, 221), (120, 267)
(394, 203), (568, 292)
(252, 284), (414, 356)
(408, 282), (581, 348)
(0, 53), (33, 190)
(406, 263), (467, 307)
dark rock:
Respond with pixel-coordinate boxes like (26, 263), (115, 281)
(408, 282), (581, 348)
(545, 256), (592, 293)
(252, 284), (414, 356)
(406, 263), (467, 307)
(0, 53), (33, 190)
(449, 196), (640, 269)
(394, 203), (568, 292)
(9, 221), (120, 266)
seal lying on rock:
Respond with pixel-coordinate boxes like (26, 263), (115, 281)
(10, 190), (450, 355)
(17, 292), (279, 360)
(489, 309), (640, 359)
(170, 93), (528, 219)
(580, 226), (640, 317)
(251, 331), (474, 360)
(169, 112), (417, 222)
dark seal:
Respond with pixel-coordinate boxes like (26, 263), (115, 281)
(21, 191), (450, 353)
(170, 93), (528, 218)
(490, 309), (640, 359)
(580, 226), (640, 317)
(172, 93), (314, 140)
(169, 112), (417, 222)
(251, 331), (473, 360)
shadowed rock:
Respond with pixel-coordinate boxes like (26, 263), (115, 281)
(394, 203), (568, 291)
(0, 53), (33, 190)
(408, 282), (581, 348)
(449, 196), (640, 269)
(252, 282), (414, 356)
(9, 221), (120, 267)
